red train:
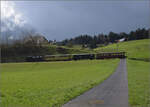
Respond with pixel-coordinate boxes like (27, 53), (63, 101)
(26, 52), (126, 62)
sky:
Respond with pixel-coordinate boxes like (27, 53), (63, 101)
(1, 0), (150, 41)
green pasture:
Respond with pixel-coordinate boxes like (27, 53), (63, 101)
(95, 39), (150, 59)
(127, 59), (150, 107)
(0, 59), (119, 107)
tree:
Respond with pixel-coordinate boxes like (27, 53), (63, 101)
(89, 41), (97, 49)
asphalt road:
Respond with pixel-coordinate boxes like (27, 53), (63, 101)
(62, 59), (128, 107)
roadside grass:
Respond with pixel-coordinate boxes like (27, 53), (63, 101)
(127, 59), (150, 107)
(0, 59), (119, 107)
(95, 39), (150, 59)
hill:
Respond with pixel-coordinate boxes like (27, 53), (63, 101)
(95, 39), (150, 59)
(1, 44), (91, 63)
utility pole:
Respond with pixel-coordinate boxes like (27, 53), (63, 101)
(116, 42), (119, 52)
(115, 40), (119, 52)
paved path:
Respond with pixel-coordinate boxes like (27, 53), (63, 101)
(62, 59), (128, 107)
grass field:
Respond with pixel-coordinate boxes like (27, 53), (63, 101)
(95, 39), (150, 59)
(127, 59), (150, 107)
(0, 59), (119, 107)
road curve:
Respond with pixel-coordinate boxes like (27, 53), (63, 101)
(62, 59), (128, 107)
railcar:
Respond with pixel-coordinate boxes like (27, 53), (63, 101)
(96, 52), (126, 59)
(72, 54), (95, 60)
(44, 54), (72, 61)
(26, 56), (44, 62)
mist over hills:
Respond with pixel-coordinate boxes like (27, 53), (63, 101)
(0, 20), (45, 44)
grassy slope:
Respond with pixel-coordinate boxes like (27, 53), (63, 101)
(47, 45), (91, 54)
(0, 59), (119, 107)
(127, 59), (150, 107)
(95, 39), (150, 59)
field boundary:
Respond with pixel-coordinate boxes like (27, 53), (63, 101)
(128, 58), (150, 62)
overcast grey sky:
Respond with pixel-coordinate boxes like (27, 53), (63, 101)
(2, 1), (150, 40)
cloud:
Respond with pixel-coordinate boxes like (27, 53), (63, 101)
(1, 1), (26, 32)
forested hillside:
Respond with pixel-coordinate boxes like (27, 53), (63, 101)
(58, 28), (149, 49)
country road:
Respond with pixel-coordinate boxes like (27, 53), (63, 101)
(62, 59), (128, 107)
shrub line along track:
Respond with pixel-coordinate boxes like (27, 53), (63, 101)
(62, 59), (128, 107)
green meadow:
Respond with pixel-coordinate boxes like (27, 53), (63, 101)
(0, 59), (119, 107)
(95, 39), (150, 59)
(127, 59), (150, 107)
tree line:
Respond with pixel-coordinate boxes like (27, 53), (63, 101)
(58, 28), (149, 49)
